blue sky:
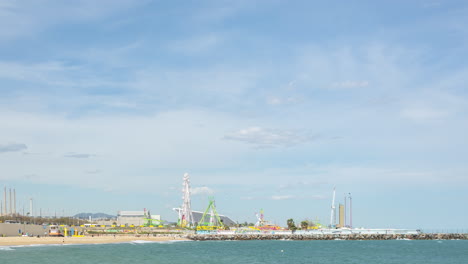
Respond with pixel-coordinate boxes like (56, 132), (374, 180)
(1, 0), (467, 229)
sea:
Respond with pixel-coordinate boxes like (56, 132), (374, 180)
(1, 239), (467, 264)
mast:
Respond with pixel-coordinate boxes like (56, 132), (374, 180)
(344, 193), (347, 227)
(349, 193), (352, 228)
(330, 186), (336, 227)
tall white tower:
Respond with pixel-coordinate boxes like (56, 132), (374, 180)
(330, 186), (336, 227)
(13, 189), (16, 215)
(180, 173), (194, 227)
(3, 186), (6, 216)
(30, 198), (33, 218)
(9, 188), (12, 215)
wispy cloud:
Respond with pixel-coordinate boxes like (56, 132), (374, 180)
(401, 107), (448, 121)
(266, 96), (299, 105)
(0, 61), (71, 82)
(85, 169), (101, 174)
(0, 0), (149, 40)
(278, 181), (326, 191)
(192, 186), (215, 195)
(223, 127), (318, 148)
(0, 143), (27, 153)
(169, 34), (223, 54)
(330, 80), (369, 89)
(271, 195), (295, 200)
(63, 153), (94, 159)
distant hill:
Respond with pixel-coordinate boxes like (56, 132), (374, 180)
(74, 213), (116, 220)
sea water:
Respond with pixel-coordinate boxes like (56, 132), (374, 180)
(1, 240), (467, 264)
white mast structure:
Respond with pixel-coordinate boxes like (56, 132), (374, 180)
(3, 186), (6, 216)
(349, 193), (352, 228)
(29, 198), (33, 218)
(13, 189), (16, 216)
(330, 186), (336, 228)
(9, 188), (12, 216)
(180, 173), (194, 227)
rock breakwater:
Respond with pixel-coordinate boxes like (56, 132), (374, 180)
(187, 233), (467, 241)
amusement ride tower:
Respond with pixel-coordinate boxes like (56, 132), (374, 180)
(179, 173), (194, 227)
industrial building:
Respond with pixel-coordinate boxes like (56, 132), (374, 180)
(337, 204), (345, 228)
(117, 211), (161, 226)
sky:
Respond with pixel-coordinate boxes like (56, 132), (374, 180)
(0, 0), (467, 230)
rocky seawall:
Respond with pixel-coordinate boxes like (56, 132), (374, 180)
(187, 233), (468, 241)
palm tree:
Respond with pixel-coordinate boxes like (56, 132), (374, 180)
(287, 218), (297, 231)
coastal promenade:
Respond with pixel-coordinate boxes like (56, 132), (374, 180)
(1, 232), (467, 246)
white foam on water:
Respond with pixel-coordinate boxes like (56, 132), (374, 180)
(130, 240), (157, 244)
(1, 243), (87, 249)
(130, 240), (191, 244)
(156, 240), (191, 244)
(0, 246), (15, 251)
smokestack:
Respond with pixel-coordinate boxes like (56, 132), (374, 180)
(3, 186), (6, 216)
(30, 198), (33, 218)
(9, 188), (12, 216)
(13, 189), (16, 215)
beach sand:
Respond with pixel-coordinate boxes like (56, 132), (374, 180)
(0, 235), (189, 246)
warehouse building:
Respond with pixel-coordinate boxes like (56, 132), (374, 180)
(117, 210), (161, 226)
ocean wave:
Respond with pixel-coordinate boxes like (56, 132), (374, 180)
(130, 240), (191, 244)
(0, 246), (15, 251)
(130, 240), (158, 244)
(1, 243), (83, 249)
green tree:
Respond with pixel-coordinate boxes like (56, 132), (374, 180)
(287, 218), (297, 231)
(301, 220), (309, 230)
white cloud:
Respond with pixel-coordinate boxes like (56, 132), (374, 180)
(266, 96), (298, 105)
(401, 107), (448, 121)
(310, 195), (327, 200)
(271, 195), (295, 200)
(191, 186), (215, 195)
(223, 127), (317, 148)
(267, 97), (282, 105)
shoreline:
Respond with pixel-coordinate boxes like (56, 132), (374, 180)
(2, 233), (467, 247)
(0, 235), (189, 247)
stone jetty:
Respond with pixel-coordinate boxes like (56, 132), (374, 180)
(186, 233), (468, 241)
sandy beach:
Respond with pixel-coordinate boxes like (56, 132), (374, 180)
(0, 235), (189, 246)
